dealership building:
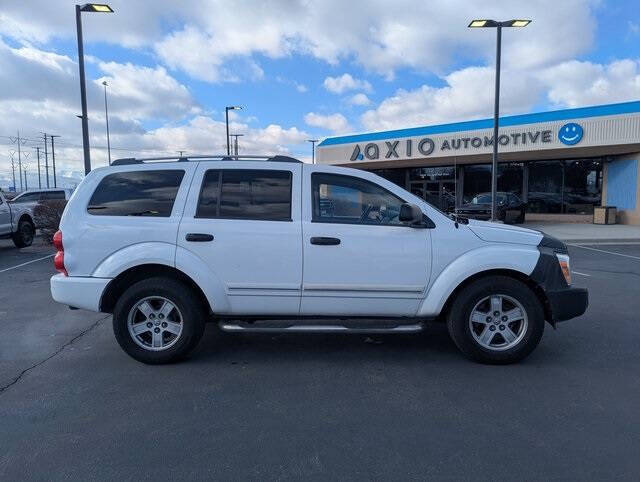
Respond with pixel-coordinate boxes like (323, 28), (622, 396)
(316, 100), (640, 225)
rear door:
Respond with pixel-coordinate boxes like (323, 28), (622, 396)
(177, 162), (302, 315)
(301, 166), (432, 316)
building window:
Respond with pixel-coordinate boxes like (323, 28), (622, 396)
(370, 168), (406, 188)
(409, 166), (455, 181)
(528, 159), (601, 214)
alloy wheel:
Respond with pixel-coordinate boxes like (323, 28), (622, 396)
(127, 296), (184, 351)
(468, 294), (528, 351)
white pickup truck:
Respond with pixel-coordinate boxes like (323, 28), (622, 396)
(50, 155), (588, 365)
(0, 190), (36, 248)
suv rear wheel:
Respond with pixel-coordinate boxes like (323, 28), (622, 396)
(113, 277), (206, 364)
(12, 218), (35, 248)
(447, 275), (544, 364)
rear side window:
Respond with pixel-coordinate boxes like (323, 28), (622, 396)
(196, 169), (291, 221)
(41, 191), (66, 201)
(88, 170), (185, 217)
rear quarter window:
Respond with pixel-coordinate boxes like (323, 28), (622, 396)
(88, 170), (185, 217)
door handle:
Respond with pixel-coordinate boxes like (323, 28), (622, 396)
(185, 233), (214, 242)
(310, 237), (340, 246)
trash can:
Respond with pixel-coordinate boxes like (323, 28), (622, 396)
(593, 206), (616, 224)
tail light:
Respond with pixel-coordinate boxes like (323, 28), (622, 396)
(53, 230), (67, 276)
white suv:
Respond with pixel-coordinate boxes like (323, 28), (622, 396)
(50, 155), (588, 364)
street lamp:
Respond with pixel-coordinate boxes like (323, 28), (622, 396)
(230, 134), (244, 156)
(75, 3), (114, 175)
(307, 139), (319, 164)
(225, 106), (243, 155)
(468, 18), (531, 221)
(102, 80), (111, 165)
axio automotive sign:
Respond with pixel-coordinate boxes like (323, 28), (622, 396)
(349, 127), (570, 161)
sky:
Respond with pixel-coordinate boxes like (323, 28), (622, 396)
(0, 0), (639, 188)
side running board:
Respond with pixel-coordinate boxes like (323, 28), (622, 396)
(218, 322), (424, 334)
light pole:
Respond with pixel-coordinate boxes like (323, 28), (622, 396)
(468, 19), (531, 221)
(230, 134), (244, 156)
(225, 106), (242, 155)
(102, 81), (111, 165)
(307, 139), (319, 164)
(75, 3), (114, 175)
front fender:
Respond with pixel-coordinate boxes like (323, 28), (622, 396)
(417, 244), (540, 317)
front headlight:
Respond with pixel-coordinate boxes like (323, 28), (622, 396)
(556, 253), (571, 285)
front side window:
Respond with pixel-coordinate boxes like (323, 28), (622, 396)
(312, 173), (404, 226)
(88, 170), (185, 217)
(196, 169), (292, 221)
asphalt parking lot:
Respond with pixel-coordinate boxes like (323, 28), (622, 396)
(1, 237), (640, 480)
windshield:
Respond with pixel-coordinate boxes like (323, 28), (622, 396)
(472, 193), (506, 204)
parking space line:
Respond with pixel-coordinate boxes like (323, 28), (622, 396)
(569, 244), (640, 261)
(572, 271), (591, 277)
(0, 254), (55, 273)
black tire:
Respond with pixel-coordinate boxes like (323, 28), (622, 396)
(12, 218), (35, 248)
(447, 275), (544, 364)
(113, 277), (206, 364)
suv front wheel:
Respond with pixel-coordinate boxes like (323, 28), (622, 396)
(113, 277), (206, 364)
(447, 275), (545, 364)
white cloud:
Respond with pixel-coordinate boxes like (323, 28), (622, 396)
(361, 65), (540, 131)
(0, 0), (598, 82)
(304, 112), (351, 133)
(348, 93), (372, 106)
(323, 74), (372, 94)
(540, 59), (640, 107)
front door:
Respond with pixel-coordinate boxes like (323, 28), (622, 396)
(301, 168), (431, 317)
(177, 162), (303, 315)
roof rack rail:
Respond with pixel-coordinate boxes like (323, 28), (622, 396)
(110, 154), (303, 166)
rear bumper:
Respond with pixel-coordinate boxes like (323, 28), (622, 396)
(546, 287), (589, 322)
(50, 274), (111, 312)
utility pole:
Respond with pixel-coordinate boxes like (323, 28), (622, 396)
(43, 133), (50, 188)
(23, 165), (28, 191)
(50, 135), (60, 187)
(9, 131), (27, 191)
(34, 147), (42, 188)
(230, 134), (244, 156)
(9, 151), (17, 192)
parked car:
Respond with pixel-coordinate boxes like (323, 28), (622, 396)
(10, 188), (74, 213)
(456, 192), (526, 224)
(0, 190), (36, 247)
(50, 155), (588, 365)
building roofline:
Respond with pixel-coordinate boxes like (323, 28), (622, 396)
(318, 100), (640, 147)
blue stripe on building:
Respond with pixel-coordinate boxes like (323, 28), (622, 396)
(318, 100), (640, 147)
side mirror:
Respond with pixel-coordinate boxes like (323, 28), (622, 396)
(399, 203), (423, 225)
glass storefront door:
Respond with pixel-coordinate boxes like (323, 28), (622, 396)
(410, 180), (456, 212)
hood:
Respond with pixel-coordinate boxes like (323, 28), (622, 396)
(466, 219), (543, 246)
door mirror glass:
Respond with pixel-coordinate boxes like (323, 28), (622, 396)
(399, 203), (423, 224)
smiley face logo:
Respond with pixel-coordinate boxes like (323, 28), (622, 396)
(558, 123), (583, 145)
